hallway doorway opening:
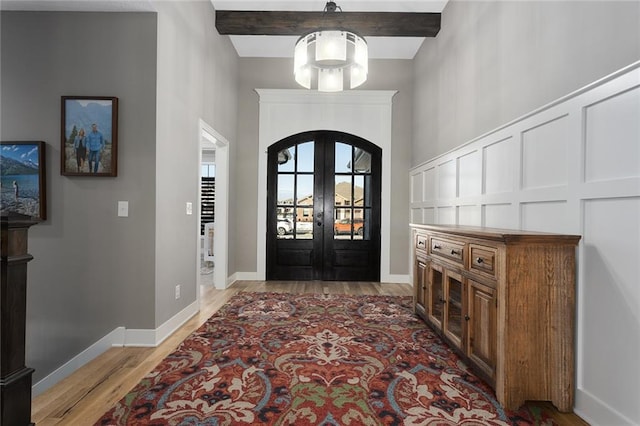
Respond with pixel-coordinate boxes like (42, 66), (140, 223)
(198, 120), (229, 292)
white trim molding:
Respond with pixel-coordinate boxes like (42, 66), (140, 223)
(32, 299), (199, 396)
(255, 89), (397, 282)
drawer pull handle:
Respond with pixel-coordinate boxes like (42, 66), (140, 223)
(464, 315), (470, 321)
(433, 244), (442, 250)
(476, 257), (484, 264)
(418, 241), (425, 247)
(450, 249), (460, 255)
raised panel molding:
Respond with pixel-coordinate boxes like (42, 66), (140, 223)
(581, 198), (640, 423)
(584, 86), (640, 183)
(411, 208), (422, 223)
(410, 62), (640, 424)
(438, 160), (457, 200)
(458, 204), (481, 226)
(521, 115), (569, 190)
(483, 137), (515, 195)
(411, 172), (422, 203)
(423, 167), (436, 201)
(437, 206), (456, 224)
(521, 201), (569, 234)
(458, 150), (482, 198)
(483, 204), (515, 229)
(423, 207), (435, 224)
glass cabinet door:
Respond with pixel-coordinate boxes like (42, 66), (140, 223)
(428, 264), (444, 328)
(444, 270), (464, 349)
(415, 257), (428, 316)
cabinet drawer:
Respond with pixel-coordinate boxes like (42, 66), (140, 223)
(416, 234), (428, 252)
(470, 245), (497, 278)
(430, 238), (465, 265)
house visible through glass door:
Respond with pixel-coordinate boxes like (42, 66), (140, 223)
(266, 131), (381, 281)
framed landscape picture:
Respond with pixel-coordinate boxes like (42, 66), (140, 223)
(0, 141), (47, 220)
(61, 96), (118, 176)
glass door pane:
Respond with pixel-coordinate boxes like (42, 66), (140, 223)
(429, 266), (444, 327)
(276, 142), (314, 240)
(334, 142), (372, 241)
(445, 272), (464, 348)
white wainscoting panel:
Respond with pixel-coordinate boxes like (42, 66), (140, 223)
(411, 208), (422, 224)
(581, 197), (640, 424)
(584, 86), (640, 184)
(483, 137), (516, 195)
(423, 207), (435, 224)
(423, 167), (436, 201)
(458, 204), (482, 226)
(411, 171), (422, 203)
(458, 150), (482, 198)
(438, 159), (457, 200)
(437, 206), (456, 224)
(483, 204), (515, 229)
(410, 62), (640, 425)
(521, 201), (569, 234)
(521, 115), (569, 190)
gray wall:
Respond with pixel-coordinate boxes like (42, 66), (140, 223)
(1, 11), (158, 381)
(235, 58), (414, 275)
(0, 0), (239, 385)
(153, 1), (238, 326)
(413, 0), (640, 164)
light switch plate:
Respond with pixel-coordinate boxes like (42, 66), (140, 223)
(186, 202), (193, 215)
(118, 201), (129, 217)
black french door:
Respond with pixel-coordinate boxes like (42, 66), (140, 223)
(266, 131), (381, 281)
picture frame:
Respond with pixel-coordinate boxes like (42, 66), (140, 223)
(0, 141), (47, 220)
(61, 96), (118, 176)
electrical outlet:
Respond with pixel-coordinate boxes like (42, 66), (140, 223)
(175, 284), (181, 299)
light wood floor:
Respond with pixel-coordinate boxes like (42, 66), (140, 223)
(31, 280), (588, 425)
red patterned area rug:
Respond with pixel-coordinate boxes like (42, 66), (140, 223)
(96, 292), (552, 425)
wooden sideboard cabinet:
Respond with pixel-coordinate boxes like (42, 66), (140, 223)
(411, 224), (580, 412)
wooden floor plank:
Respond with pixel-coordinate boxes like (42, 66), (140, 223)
(31, 280), (588, 425)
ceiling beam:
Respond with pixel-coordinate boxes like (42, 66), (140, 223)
(215, 11), (441, 37)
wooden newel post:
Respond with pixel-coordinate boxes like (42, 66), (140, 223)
(1, 213), (37, 426)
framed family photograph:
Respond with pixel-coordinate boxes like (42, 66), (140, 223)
(0, 141), (47, 220)
(61, 96), (118, 176)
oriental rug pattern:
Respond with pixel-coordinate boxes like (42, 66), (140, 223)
(96, 292), (552, 425)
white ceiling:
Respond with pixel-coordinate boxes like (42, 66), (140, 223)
(0, 0), (448, 59)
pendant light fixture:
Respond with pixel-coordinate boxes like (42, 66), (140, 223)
(294, 1), (368, 92)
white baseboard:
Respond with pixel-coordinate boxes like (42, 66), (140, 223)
(575, 388), (636, 426)
(232, 272), (410, 285)
(125, 300), (199, 347)
(32, 300), (199, 396)
(232, 271), (259, 281)
(32, 326), (126, 397)
(381, 274), (410, 284)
